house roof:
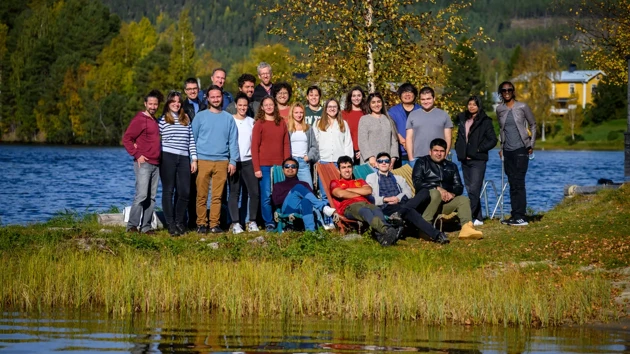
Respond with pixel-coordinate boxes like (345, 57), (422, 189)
(512, 70), (605, 83)
(555, 70), (605, 83)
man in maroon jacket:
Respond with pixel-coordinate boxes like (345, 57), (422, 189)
(122, 90), (163, 234)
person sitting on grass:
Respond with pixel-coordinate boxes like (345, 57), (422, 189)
(271, 157), (336, 231)
(330, 155), (401, 246)
(366, 152), (449, 245)
(412, 138), (483, 240)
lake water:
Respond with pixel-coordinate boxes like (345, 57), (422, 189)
(0, 311), (629, 353)
(0, 145), (625, 225)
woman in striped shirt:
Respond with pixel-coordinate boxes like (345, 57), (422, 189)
(159, 91), (198, 236)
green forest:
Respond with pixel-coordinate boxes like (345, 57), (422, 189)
(0, 0), (619, 145)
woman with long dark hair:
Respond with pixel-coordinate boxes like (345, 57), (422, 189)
(251, 96), (291, 231)
(342, 86), (366, 164)
(358, 92), (399, 168)
(158, 91), (198, 236)
(454, 96), (498, 226)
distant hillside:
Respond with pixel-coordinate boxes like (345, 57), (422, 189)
(99, 0), (576, 67)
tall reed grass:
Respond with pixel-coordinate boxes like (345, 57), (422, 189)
(0, 247), (612, 326)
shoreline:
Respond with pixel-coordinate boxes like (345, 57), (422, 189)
(0, 185), (628, 326)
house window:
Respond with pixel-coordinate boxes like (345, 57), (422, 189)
(569, 83), (575, 95)
(591, 84), (597, 94)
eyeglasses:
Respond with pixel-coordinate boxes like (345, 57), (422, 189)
(327, 106), (338, 110)
(184, 87), (198, 92)
(500, 88), (514, 93)
(376, 159), (391, 164)
(283, 164), (298, 169)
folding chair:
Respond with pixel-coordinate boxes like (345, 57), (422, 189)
(392, 164), (415, 194)
(271, 165), (304, 232)
(316, 162), (363, 234)
(352, 163), (375, 181)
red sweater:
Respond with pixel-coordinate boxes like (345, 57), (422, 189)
(251, 119), (291, 172)
(122, 111), (161, 165)
(342, 110), (363, 150)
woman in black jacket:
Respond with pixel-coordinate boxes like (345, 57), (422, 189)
(454, 96), (498, 225)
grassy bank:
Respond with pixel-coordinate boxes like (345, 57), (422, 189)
(535, 119), (626, 151)
(1, 186), (629, 326)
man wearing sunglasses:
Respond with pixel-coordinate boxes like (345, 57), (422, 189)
(496, 81), (536, 226)
(330, 155), (401, 246)
(271, 157), (337, 231)
(366, 152), (449, 244)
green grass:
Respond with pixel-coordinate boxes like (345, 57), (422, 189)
(1, 186), (629, 326)
(536, 119), (626, 150)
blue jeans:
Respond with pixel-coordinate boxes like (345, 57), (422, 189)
(259, 166), (274, 226)
(128, 161), (159, 232)
(294, 156), (313, 189)
(281, 184), (327, 231)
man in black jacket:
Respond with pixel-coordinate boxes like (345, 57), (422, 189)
(253, 62), (273, 102)
(182, 78), (207, 121)
(182, 78), (207, 229)
(412, 138), (483, 239)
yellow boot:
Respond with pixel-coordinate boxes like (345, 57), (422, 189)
(458, 221), (483, 240)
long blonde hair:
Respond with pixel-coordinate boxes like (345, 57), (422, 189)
(287, 102), (310, 133)
(163, 91), (190, 126)
(317, 98), (345, 133)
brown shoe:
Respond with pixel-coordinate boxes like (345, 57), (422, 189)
(127, 226), (139, 233)
(458, 221), (483, 240)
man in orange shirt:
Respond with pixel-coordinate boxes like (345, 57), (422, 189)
(330, 156), (400, 246)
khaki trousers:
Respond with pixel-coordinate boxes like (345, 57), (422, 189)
(196, 160), (228, 227)
(421, 189), (472, 224)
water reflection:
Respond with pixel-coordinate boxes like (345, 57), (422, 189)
(0, 311), (628, 353)
(0, 145), (625, 224)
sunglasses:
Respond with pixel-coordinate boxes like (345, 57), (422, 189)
(376, 159), (391, 164)
(283, 164), (298, 169)
(500, 88), (514, 93)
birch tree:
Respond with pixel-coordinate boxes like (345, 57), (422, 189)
(263, 0), (485, 105)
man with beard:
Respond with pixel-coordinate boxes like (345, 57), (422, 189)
(192, 85), (239, 234)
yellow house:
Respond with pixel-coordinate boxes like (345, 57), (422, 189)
(550, 69), (605, 115)
(512, 68), (605, 116)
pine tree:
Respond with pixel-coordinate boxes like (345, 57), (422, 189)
(444, 40), (484, 108)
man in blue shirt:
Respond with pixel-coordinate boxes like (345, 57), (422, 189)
(388, 83), (420, 166)
(211, 68), (234, 110)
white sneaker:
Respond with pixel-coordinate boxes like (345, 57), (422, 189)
(323, 223), (335, 231)
(322, 206), (336, 217)
(473, 219), (484, 226)
(231, 223), (244, 234)
(247, 221), (260, 232)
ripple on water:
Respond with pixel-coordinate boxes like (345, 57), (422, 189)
(0, 145), (624, 224)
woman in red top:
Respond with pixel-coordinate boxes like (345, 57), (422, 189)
(251, 96), (291, 231)
(273, 82), (292, 119)
(341, 86), (366, 165)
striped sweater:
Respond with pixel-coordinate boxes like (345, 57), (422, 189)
(158, 113), (198, 160)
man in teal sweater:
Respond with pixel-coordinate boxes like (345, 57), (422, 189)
(192, 85), (239, 234)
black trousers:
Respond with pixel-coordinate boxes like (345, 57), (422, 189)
(503, 147), (529, 220)
(381, 189), (439, 239)
(228, 160), (259, 223)
(461, 159), (487, 221)
(160, 152), (191, 226)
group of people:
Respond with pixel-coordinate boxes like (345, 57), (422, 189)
(122, 62), (536, 245)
